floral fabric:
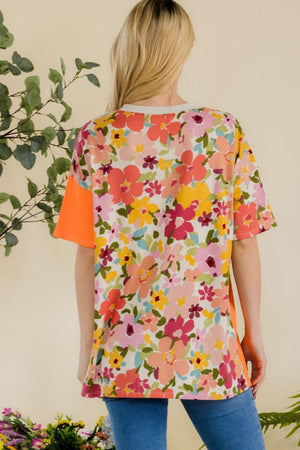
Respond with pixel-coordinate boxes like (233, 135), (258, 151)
(53, 103), (277, 400)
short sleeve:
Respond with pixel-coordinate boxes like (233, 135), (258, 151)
(52, 121), (94, 248)
(232, 118), (278, 240)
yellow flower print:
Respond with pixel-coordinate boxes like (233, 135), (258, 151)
(158, 158), (172, 170)
(203, 309), (214, 319)
(177, 182), (211, 213)
(118, 246), (133, 265)
(103, 383), (115, 396)
(150, 289), (168, 311)
(93, 116), (115, 130)
(105, 270), (117, 282)
(128, 197), (159, 227)
(212, 112), (223, 119)
(210, 391), (223, 400)
(144, 333), (152, 343)
(177, 296), (185, 307)
(109, 349), (124, 368)
(158, 239), (163, 253)
(214, 215), (229, 236)
(217, 190), (228, 199)
(119, 232), (130, 244)
(135, 144), (144, 153)
(192, 351), (209, 371)
(221, 239), (232, 274)
(110, 128), (127, 149)
(214, 338), (223, 350)
(185, 254), (195, 266)
(94, 233), (107, 265)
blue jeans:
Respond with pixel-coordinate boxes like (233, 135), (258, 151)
(102, 387), (265, 450)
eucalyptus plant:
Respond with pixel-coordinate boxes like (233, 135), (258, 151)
(0, 10), (100, 256)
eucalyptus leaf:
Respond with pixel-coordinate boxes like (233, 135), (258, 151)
(0, 192), (10, 204)
(0, 142), (12, 160)
(0, 24), (14, 49)
(86, 73), (100, 87)
(49, 68), (63, 84)
(13, 144), (36, 169)
(37, 202), (52, 213)
(41, 126), (56, 142)
(5, 231), (18, 246)
(60, 101), (72, 122)
(54, 157), (71, 174)
(27, 178), (38, 198)
(10, 195), (22, 209)
(11, 218), (22, 230)
(60, 57), (65, 76)
(7, 62), (21, 75)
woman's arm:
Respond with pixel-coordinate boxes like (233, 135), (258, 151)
(75, 244), (94, 382)
(231, 236), (267, 398)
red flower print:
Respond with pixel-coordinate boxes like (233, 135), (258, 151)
(124, 255), (158, 298)
(219, 350), (237, 389)
(234, 202), (259, 238)
(198, 284), (215, 302)
(164, 315), (194, 345)
(176, 150), (206, 184)
(81, 382), (101, 398)
(147, 114), (181, 144)
(100, 289), (126, 325)
(147, 336), (189, 385)
(149, 387), (174, 398)
(108, 165), (143, 205)
(165, 204), (195, 240)
(144, 180), (162, 197)
(113, 110), (145, 132)
(115, 368), (144, 397)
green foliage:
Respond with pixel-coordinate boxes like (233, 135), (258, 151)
(0, 10), (101, 256)
(259, 392), (300, 446)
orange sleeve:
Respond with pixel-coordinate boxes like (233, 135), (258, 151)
(53, 174), (94, 248)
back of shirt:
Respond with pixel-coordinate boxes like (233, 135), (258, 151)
(53, 102), (277, 400)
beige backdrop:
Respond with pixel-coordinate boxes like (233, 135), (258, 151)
(1, 1), (299, 449)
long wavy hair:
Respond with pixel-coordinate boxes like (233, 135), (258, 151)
(105, 0), (195, 113)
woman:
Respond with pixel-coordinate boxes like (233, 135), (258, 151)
(53, 0), (278, 448)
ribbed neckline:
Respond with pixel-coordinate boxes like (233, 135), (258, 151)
(119, 102), (201, 114)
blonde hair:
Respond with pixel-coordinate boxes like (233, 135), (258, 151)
(105, 0), (195, 113)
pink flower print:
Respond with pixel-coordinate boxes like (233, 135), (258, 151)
(141, 311), (159, 333)
(91, 168), (106, 190)
(119, 130), (156, 162)
(198, 284), (215, 302)
(219, 350), (237, 389)
(160, 243), (184, 271)
(124, 255), (158, 298)
(169, 122), (194, 158)
(253, 182), (266, 207)
(102, 367), (114, 381)
(144, 179), (162, 197)
(198, 372), (218, 393)
(163, 280), (197, 320)
(113, 110), (145, 132)
(161, 271), (181, 290)
(147, 114), (181, 144)
(128, 377), (151, 393)
(164, 315), (194, 345)
(190, 327), (207, 350)
(221, 113), (235, 129)
(154, 209), (172, 228)
(211, 281), (229, 314)
(93, 192), (114, 222)
(119, 314), (145, 347)
(105, 324), (123, 350)
(184, 267), (201, 282)
(208, 136), (236, 181)
(160, 169), (182, 200)
(165, 204), (195, 240)
(107, 221), (123, 244)
(234, 202), (260, 238)
(258, 209), (276, 230)
(87, 129), (112, 164)
(182, 109), (215, 137)
(75, 120), (90, 157)
(195, 243), (222, 277)
(203, 324), (227, 366)
(115, 368), (144, 397)
(213, 200), (228, 216)
(188, 303), (203, 319)
(94, 278), (104, 310)
(147, 336), (189, 385)
(176, 150), (206, 184)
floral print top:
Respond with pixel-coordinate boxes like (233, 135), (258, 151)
(53, 102), (278, 400)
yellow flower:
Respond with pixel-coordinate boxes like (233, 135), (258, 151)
(150, 289), (168, 311)
(158, 158), (172, 170)
(128, 197), (158, 227)
(105, 270), (117, 282)
(185, 254), (195, 266)
(117, 246), (133, 265)
(94, 234), (107, 265)
(54, 418), (71, 428)
(110, 128), (127, 149)
(210, 391), (223, 400)
(93, 115), (116, 131)
(192, 351), (209, 371)
(177, 182), (210, 210)
(103, 383), (115, 396)
(119, 232), (130, 244)
(97, 415), (104, 427)
(214, 215), (229, 236)
(108, 349), (123, 368)
(144, 333), (151, 343)
(72, 420), (85, 428)
(0, 433), (7, 444)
